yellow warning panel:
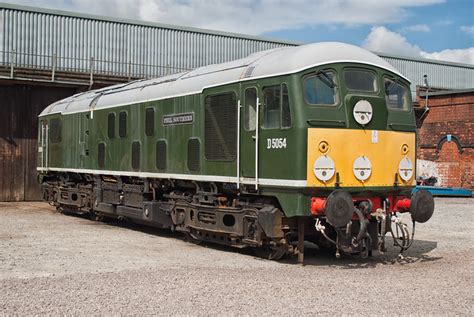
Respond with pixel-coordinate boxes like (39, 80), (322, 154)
(307, 128), (416, 188)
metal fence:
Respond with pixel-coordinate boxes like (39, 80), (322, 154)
(0, 49), (191, 81)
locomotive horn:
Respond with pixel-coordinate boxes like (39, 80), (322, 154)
(410, 189), (435, 223)
(325, 189), (354, 227)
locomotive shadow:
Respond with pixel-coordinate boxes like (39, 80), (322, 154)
(64, 211), (441, 267)
(289, 239), (440, 268)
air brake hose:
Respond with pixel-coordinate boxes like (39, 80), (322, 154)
(315, 207), (369, 247)
(354, 207), (369, 244)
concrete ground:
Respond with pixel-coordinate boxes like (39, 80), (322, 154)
(0, 198), (472, 315)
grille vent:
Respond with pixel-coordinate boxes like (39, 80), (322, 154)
(107, 113), (115, 139)
(156, 140), (167, 170)
(131, 141), (140, 170)
(119, 111), (127, 138)
(145, 107), (155, 136)
(204, 93), (237, 161)
(49, 118), (62, 143)
(187, 138), (200, 171)
(98, 143), (105, 168)
(243, 65), (256, 78)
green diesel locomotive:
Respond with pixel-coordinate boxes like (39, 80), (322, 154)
(38, 42), (434, 261)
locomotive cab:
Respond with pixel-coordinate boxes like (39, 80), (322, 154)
(298, 65), (434, 257)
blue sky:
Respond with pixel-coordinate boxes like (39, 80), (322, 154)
(6, 0), (474, 64)
(265, 0), (473, 52)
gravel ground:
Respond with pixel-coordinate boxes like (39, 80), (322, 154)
(0, 198), (472, 315)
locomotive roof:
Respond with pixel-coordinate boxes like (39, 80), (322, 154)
(40, 42), (409, 117)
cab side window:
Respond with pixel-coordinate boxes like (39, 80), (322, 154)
(384, 77), (410, 111)
(304, 70), (338, 105)
(263, 83), (291, 129)
(244, 88), (257, 131)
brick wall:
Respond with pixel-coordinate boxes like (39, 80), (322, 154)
(417, 90), (474, 189)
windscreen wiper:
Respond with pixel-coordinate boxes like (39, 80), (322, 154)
(316, 71), (336, 88)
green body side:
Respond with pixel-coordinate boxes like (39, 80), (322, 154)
(38, 62), (416, 217)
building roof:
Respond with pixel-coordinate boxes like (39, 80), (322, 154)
(3, 2), (473, 69)
(376, 51), (474, 69)
(40, 42), (407, 117)
(419, 88), (474, 97)
(0, 2), (301, 46)
(0, 2), (474, 68)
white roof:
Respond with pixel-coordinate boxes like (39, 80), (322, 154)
(40, 42), (409, 116)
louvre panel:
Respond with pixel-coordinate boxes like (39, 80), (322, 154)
(204, 93), (237, 161)
(156, 140), (167, 170)
(98, 142), (105, 168)
(145, 107), (154, 136)
(187, 138), (200, 171)
(107, 113), (115, 139)
(131, 141), (140, 170)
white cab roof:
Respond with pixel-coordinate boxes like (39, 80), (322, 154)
(40, 42), (409, 116)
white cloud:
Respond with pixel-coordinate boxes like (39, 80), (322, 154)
(10, 0), (444, 35)
(363, 26), (474, 64)
(460, 25), (474, 36)
(363, 26), (422, 56)
(421, 48), (474, 64)
(402, 24), (431, 32)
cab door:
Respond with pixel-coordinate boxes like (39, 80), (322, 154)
(239, 83), (261, 189)
(38, 120), (48, 169)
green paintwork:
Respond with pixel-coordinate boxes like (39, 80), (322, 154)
(39, 62), (416, 217)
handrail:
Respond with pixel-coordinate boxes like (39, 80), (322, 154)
(0, 50), (191, 80)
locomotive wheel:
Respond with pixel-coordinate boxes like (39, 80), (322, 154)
(252, 246), (287, 260)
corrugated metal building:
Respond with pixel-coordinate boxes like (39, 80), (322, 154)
(1, 2), (473, 91)
(0, 3), (294, 79)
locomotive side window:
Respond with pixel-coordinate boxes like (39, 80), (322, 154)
(384, 77), (410, 111)
(107, 113), (115, 139)
(344, 69), (377, 92)
(263, 84), (291, 129)
(263, 86), (280, 129)
(304, 70), (338, 105)
(119, 111), (127, 138)
(131, 141), (140, 170)
(98, 142), (106, 168)
(244, 88), (257, 131)
(145, 107), (155, 136)
(49, 118), (62, 143)
(204, 92), (237, 161)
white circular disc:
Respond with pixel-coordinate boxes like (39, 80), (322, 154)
(313, 155), (335, 182)
(353, 156), (372, 181)
(353, 100), (373, 126)
(399, 157), (414, 182)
